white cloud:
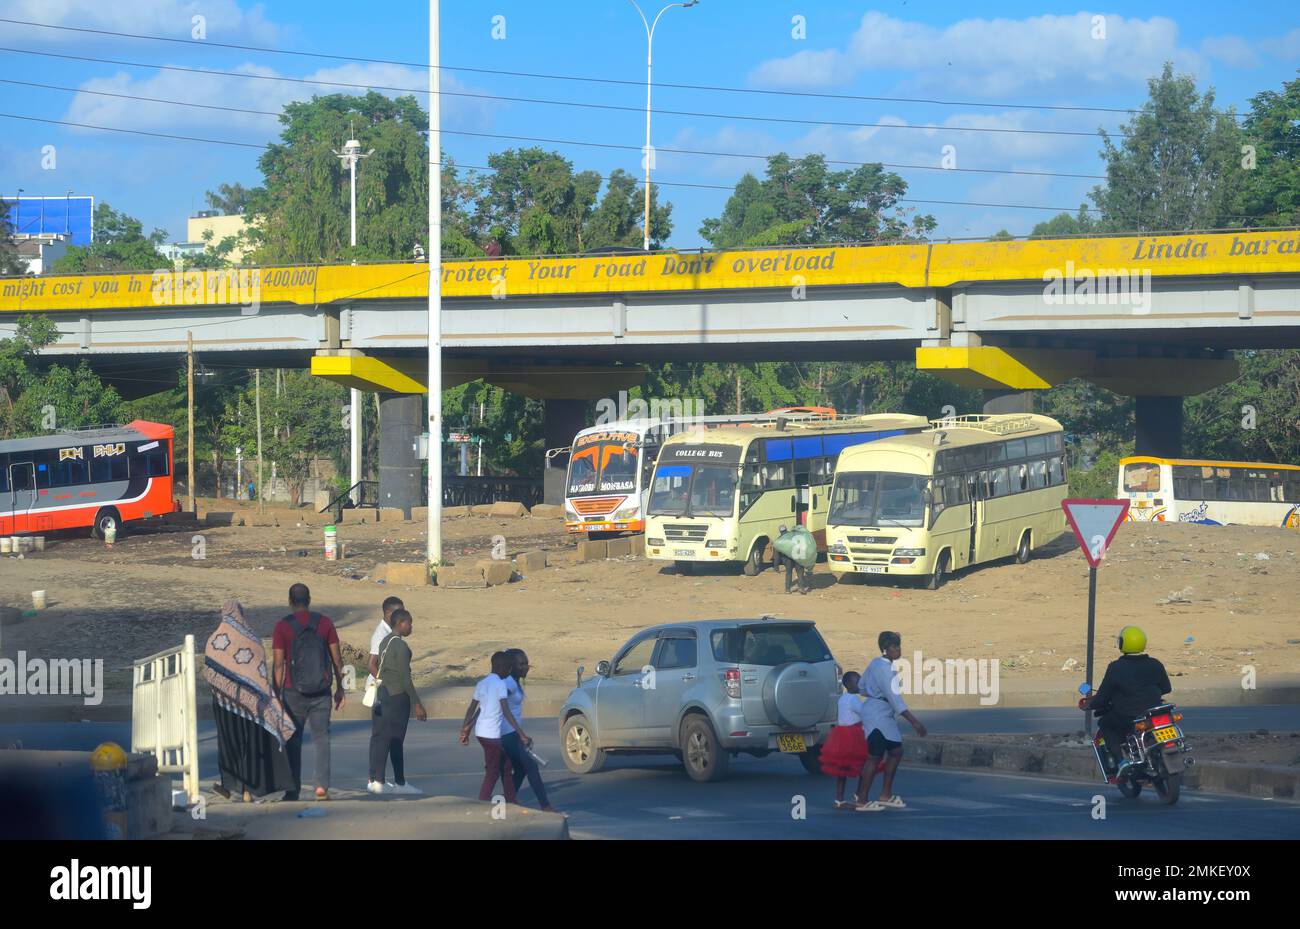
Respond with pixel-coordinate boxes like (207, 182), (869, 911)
(5, 0), (279, 44)
(1260, 28), (1300, 60)
(749, 12), (1202, 98)
(1200, 36), (1260, 69)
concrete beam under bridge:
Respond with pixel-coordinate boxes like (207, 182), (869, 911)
(311, 353), (644, 399)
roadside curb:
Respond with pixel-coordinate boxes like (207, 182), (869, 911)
(913, 737), (1300, 801)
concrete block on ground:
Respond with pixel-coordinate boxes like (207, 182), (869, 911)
(578, 539), (608, 561)
(443, 506), (471, 518)
(606, 537), (633, 558)
(383, 562), (430, 587)
(431, 563), (484, 588)
(529, 503), (565, 519)
(380, 507), (410, 522)
(629, 535), (646, 557)
(514, 550), (548, 573)
(159, 511), (199, 526)
(469, 505), (494, 516)
(346, 508), (380, 523)
(411, 506), (429, 522)
(295, 510), (332, 526)
(488, 501), (529, 518)
(476, 559), (515, 585)
(202, 511), (240, 527)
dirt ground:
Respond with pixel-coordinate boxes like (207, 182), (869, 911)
(944, 731), (1300, 767)
(2, 504), (1299, 703)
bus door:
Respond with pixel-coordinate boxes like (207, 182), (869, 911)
(966, 471), (981, 566)
(8, 461), (36, 534)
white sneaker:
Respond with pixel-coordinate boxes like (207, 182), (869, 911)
(389, 783), (423, 795)
(366, 781), (391, 795)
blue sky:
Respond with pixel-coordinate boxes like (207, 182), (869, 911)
(1, 1), (1298, 250)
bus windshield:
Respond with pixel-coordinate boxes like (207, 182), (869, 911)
(648, 463), (738, 517)
(566, 440), (641, 496)
(830, 472), (928, 527)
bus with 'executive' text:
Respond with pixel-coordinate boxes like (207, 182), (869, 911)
(550, 410), (846, 538)
(644, 414), (929, 574)
(1120, 456), (1300, 529)
(0, 420), (178, 539)
(825, 414), (1068, 589)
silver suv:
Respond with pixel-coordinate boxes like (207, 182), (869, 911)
(559, 619), (841, 782)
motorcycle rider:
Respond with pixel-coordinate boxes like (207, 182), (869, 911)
(1083, 625), (1172, 778)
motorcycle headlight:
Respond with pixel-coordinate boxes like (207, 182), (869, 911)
(893, 547), (926, 557)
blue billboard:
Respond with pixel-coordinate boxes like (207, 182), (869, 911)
(1, 195), (94, 246)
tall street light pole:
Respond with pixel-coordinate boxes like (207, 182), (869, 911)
(334, 137), (373, 505)
(427, 0), (443, 577)
(629, 0), (697, 252)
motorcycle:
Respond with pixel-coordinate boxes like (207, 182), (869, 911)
(1078, 686), (1194, 805)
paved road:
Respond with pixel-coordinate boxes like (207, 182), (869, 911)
(3, 707), (1298, 840)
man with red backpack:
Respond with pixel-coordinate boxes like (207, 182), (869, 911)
(272, 583), (347, 801)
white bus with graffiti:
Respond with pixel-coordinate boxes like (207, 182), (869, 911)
(1120, 456), (1300, 529)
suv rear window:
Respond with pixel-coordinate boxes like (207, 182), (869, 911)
(710, 625), (832, 665)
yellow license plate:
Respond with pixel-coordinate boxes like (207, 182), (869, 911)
(1153, 726), (1179, 743)
(777, 733), (807, 753)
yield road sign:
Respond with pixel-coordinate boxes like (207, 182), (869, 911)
(1062, 498), (1130, 568)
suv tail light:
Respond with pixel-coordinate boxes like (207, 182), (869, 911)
(724, 668), (741, 699)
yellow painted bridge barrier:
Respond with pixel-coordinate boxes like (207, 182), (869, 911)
(4, 230), (1300, 313)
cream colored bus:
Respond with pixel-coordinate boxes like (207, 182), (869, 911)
(644, 414), (928, 575)
(825, 414), (1068, 589)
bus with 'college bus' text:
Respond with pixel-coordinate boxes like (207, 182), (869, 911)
(0, 420), (178, 538)
(1120, 456), (1300, 529)
(644, 414), (929, 574)
(825, 414), (1069, 589)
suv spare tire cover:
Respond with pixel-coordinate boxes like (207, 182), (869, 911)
(763, 662), (830, 729)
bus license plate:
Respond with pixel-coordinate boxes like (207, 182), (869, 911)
(855, 565), (886, 574)
(1153, 726), (1179, 743)
(776, 733), (807, 753)
(674, 549), (693, 557)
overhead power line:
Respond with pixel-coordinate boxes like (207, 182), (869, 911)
(0, 16), (1246, 121)
(0, 46), (1123, 140)
(0, 77), (1107, 181)
(0, 111), (1106, 212)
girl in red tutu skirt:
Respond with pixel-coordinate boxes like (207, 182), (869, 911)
(821, 671), (871, 808)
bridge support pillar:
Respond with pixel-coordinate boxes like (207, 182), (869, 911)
(378, 393), (423, 518)
(981, 389), (1034, 415)
(1134, 395), (1183, 458)
(544, 399), (588, 506)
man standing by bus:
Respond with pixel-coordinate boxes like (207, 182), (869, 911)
(272, 583), (347, 801)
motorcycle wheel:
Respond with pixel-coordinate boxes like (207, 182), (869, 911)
(1154, 772), (1182, 805)
(1116, 776), (1142, 799)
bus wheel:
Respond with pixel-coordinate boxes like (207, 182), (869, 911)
(1015, 531), (1032, 564)
(674, 560), (694, 576)
(92, 507), (122, 540)
(742, 539), (767, 576)
(925, 551), (949, 590)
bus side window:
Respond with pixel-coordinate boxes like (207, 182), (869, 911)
(741, 464), (762, 490)
(1028, 459), (1047, 489)
(989, 467), (1009, 498)
(1015, 463), (1029, 492)
(0, 461), (7, 493)
(1026, 435), (1048, 457)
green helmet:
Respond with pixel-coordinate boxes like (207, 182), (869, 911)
(1117, 625), (1147, 654)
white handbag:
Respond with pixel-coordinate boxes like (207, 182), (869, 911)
(362, 636), (396, 708)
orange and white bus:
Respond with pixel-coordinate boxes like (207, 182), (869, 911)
(0, 420), (179, 538)
(1120, 456), (1300, 529)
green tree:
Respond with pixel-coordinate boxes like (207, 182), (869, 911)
(248, 92), (482, 263)
(700, 153), (936, 247)
(0, 199), (24, 275)
(205, 182), (256, 215)
(1030, 205), (1098, 237)
(1090, 63), (1244, 232)
(1237, 74), (1300, 227)
(475, 148), (670, 255)
(0, 315), (58, 437)
(50, 203), (167, 273)
(263, 369), (347, 505)
(13, 361), (125, 432)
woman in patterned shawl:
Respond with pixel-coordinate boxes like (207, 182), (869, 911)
(204, 600), (296, 800)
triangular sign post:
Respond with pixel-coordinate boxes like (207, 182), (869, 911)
(1062, 499), (1130, 568)
(1061, 498), (1130, 735)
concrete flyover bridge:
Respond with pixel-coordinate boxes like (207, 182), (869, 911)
(3, 228), (1299, 504)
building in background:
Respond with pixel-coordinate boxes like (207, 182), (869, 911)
(159, 241), (208, 264)
(14, 235), (69, 274)
(187, 210), (253, 264)
(2, 195), (94, 246)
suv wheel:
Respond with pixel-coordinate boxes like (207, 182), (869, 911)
(680, 715), (729, 783)
(561, 713), (607, 775)
(798, 741), (823, 775)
